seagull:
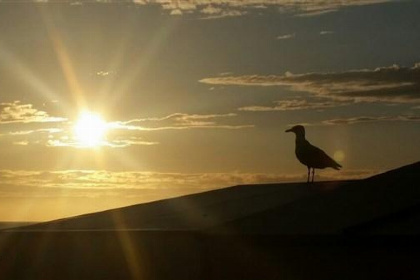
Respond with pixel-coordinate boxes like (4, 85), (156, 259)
(285, 125), (342, 183)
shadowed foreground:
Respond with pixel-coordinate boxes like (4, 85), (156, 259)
(1, 162), (420, 280)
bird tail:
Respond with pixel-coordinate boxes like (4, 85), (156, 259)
(332, 162), (342, 170)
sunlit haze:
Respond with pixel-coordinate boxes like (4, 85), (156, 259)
(73, 111), (108, 148)
(0, 1), (419, 221)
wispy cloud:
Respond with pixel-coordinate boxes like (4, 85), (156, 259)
(13, 141), (30, 146)
(318, 115), (420, 126)
(43, 112), (253, 148)
(0, 168), (378, 198)
(31, 0), (393, 18)
(9, 128), (63, 136)
(45, 137), (159, 148)
(0, 101), (67, 124)
(239, 99), (348, 112)
(320, 30), (334, 35)
(8, 128), (62, 146)
(276, 33), (295, 40)
(104, 137), (159, 148)
(290, 115), (420, 127)
(96, 71), (115, 77)
(131, 0), (393, 17)
(110, 113), (254, 131)
(199, 5), (247, 19)
(1, 106), (251, 148)
(200, 63), (420, 104)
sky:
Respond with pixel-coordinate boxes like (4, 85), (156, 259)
(0, 0), (419, 221)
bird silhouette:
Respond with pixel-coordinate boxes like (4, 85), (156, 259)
(286, 125), (342, 183)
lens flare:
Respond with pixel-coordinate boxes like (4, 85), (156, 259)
(333, 150), (345, 162)
(73, 111), (108, 147)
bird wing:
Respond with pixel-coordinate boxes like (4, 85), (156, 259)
(303, 142), (342, 170)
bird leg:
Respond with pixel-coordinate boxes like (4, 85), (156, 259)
(311, 168), (315, 183)
(307, 167), (310, 183)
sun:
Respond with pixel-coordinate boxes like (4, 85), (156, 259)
(73, 111), (108, 147)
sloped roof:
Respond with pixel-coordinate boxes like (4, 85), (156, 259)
(12, 161), (420, 235)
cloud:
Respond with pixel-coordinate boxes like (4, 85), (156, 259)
(0, 102), (160, 148)
(239, 99), (348, 112)
(200, 10), (247, 19)
(319, 115), (420, 126)
(104, 137), (159, 148)
(110, 112), (254, 131)
(320, 30), (334, 35)
(200, 63), (420, 104)
(0, 101), (67, 124)
(200, 5), (223, 15)
(8, 128), (63, 136)
(277, 33), (295, 40)
(96, 71), (114, 77)
(170, 9), (183, 15)
(2, 0), (395, 18)
(198, 5), (247, 18)
(45, 111), (252, 147)
(6, 128), (63, 146)
(128, 0), (393, 17)
(0, 168), (379, 198)
(45, 137), (159, 148)
(13, 141), (29, 146)
(0, 101), (250, 148)
(6, 132), (158, 149)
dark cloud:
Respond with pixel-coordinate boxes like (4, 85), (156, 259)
(200, 63), (420, 104)
(134, 0), (392, 17)
(239, 99), (348, 112)
(35, 0), (393, 17)
(320, 115), (420, 125)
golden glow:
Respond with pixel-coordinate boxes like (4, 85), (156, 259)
(73, 112), (108, 147)
(334, 150), (345, 162)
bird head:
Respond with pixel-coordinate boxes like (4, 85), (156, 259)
(285, 125), (305, 138)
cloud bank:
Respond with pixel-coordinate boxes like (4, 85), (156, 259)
(287, 114), (420, 127)
(0, 101), (66, 124)
(201, 63), (420, 104)
(239, 99), (348, 112)
(133, 0), (393, 17)
(319, 115), (420, 126)
(30, 0), (393, 17)
(1, 103), (252, 148)
(0, 168), (378, 198)
(110, 112), (254, 131)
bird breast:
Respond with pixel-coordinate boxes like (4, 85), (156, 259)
(295, 140), (310, 166)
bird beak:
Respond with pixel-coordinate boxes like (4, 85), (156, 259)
(285, 129), (292, 133)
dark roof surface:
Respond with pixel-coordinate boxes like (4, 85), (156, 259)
(12, 161), (420, 235)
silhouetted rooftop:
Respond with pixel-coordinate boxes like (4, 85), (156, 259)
(9, 161), (420, 235)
